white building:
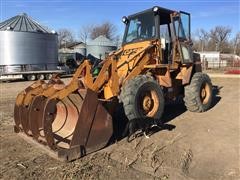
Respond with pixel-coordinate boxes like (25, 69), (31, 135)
(198, 51), (226, 68)
(198, 51), (220, 68)
(197, 51), (240, 69)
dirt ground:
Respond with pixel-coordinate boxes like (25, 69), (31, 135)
(0, 76), (239, 180)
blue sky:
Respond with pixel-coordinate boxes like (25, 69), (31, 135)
(1, 0), (239, 39)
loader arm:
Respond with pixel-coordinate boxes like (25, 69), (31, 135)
(47, 42), (155, 101)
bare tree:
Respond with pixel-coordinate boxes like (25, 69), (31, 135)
(195, 29), (209, 51)
(58, 28), (75, 48)
(79, 25), (92, 44)
(209, 26), (232, 52)
(90, 22), (117, 40)
(113, 35), (122, 48)
(232, 32), (240, 54)
(191, 36), (200, 51)
(192, 27), (238, 53)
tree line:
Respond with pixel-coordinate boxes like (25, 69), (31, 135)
(58, 22), (240, 55)
(58, 21), (121, 48)
(193, 26), (240, 55)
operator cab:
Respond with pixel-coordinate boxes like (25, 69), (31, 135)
(122, 6), (192, 64)
(122, 10), (156, 43)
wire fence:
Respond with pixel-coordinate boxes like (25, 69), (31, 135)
(201, 58), (240, 71)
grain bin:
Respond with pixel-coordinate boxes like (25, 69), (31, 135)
(87, 35), (117, 59)
(0, 13), (58, 73)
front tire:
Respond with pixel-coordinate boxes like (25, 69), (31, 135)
(184, 72), (212, 112)
(120, 75), (165, 120)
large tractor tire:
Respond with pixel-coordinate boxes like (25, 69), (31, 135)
(120, 75), (165, 120)
(184, 72), (212, 112)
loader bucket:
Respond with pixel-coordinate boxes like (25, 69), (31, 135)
(44, 89), (113, 161)
(18, 87), (113, 161)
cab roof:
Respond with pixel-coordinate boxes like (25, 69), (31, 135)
(128, 6), (175, 19)
(127, 6), (177, 25)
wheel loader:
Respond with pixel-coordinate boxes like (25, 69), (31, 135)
(14, 6), (213, 161)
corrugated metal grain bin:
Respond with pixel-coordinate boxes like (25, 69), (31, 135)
(87, 35), (116, 59)
(0, 13), (58, 73)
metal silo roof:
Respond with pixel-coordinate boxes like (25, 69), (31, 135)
(0, 13), (53, 33)
(88, 35), (115, 46)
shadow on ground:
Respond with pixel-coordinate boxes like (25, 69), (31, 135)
(211, 85), (222, 108)
(110, 106), (176, 144)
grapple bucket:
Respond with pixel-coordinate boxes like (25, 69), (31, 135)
(14, 60), (115, 161)
(15, 86), (113, 161)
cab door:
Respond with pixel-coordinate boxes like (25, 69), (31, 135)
(172, 11), (193, 63)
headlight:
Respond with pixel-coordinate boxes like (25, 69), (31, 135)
(153, 6), (159, 13)
(122, 16), (128, 24)
(6, 26), (13, 31)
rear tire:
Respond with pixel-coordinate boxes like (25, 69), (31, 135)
(184, 72), (212, 112)
(120, 75), (165, 120)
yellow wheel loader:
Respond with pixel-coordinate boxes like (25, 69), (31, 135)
(14, 6), (213, 161)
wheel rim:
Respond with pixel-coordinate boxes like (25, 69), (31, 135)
(139, 90), (159, 117)
(37, 74), (44, 80)
(40, 74), (44, 80)
(200, 82), (211, 105)
(28, 75), (36, 81)
(47, 74), (53, 80)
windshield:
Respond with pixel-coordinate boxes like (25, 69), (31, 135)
(123, 12), (156, 44)
(173, 18), (186, 39)
(180, 12), (190, 39)
(173, 13), (191, 40)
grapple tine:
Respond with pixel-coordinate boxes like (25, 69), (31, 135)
(14, 76), (65, 136)
(43, 98), (58, 150)
(28, 96), (48, 141)
(28, 83), (65, 141)
(14, 80), (46, 133)
(20, 82), (49, 135)
(21, 105), (32, 135)
(14, 92), (25, 132)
